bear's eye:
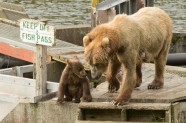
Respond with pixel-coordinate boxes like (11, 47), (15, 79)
(78, 67), (83, 71)
(94, 63), (102, 68)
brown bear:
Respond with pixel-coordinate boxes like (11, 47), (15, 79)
(83, 7), (172, 105)
(57, 56), (92, 104)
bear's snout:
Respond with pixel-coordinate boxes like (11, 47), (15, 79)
(91, 69), (102, 80)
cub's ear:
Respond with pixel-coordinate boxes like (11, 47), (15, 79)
(83, 35), (91, 47)
(66, 59), (72, 67)
(73, 56), (79, 60)
(101, 37), (110, 47)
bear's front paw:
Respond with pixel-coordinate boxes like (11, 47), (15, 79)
(148, 80), (163, 89)
(112, 98), (129, 106)
(64, 97), (73, 101)
(108, 82), (120, 93)
(56, 98), (64, 104)
(74, 99), (80, 103)
(82, 95), (92, 102)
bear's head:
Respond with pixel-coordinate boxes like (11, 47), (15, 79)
(83, 25), (120, 79)
(67, 56), (87, 78)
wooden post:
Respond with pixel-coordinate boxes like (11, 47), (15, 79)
(145, 0), (154, 7)
(34, 20), (48, 96)
(129, 0), (137, 14)
(97, 8), (116, 25)
(35, 44), (47, 96)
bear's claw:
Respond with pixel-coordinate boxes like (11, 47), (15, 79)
(56, 99), (64, 105)
(108, 82), (120, 93)
(111, 99), (129, 106)
(148, 83), (163, 89)
(82, 95), (92, 102)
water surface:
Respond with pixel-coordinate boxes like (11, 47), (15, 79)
(1, 0), (185, 32)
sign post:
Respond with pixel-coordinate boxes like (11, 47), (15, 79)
(20, 19), (55, 96)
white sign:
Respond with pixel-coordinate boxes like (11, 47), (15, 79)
(20, 19), (55, 46)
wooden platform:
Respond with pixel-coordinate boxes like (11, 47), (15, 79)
(91, 63), (186, 104)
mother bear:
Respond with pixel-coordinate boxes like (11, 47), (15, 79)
(83, 7), (172, 105)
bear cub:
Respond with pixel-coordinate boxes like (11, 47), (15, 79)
(57, 56), (92, 104)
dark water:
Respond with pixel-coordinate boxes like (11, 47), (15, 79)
(1, 0), (186, 32)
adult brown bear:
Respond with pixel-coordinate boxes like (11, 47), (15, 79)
(83, 7), (172, 105)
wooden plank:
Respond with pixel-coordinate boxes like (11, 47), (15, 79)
(129, 0), (137, 14)
(16, 64), (33, 77)
(0, 2), (26, 12)
(0, 9), (7, 19)
(0, 67), (17, 76)
(92, 63), (186, 103)
(76, 121), (167, 123)
(96, 0), (128, 10)
(0, 92), (26, 103)
(0, 74), (35, 87)
(0, 42), (35, 63)
(79, 102), (171, 110)
(0, 74), (59, 98)
(0, 74), (35, 98)
(3, 8), (29, 21)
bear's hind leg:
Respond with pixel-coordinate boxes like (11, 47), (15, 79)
(148, 57), (165, 89)
(148, 40), (171, 89)
(135, 62), (142, 88)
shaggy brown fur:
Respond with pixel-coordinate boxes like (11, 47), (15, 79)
(83, 7), (172, 105)
(57, 56), (92, 104)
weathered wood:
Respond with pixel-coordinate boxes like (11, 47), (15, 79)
(172, 102), (186, 123)
(79, 102), (171, 110)
(0, 67), (16, 76)
(31, 91), (57, 103)
(0, 2), (26, 12)
(0, 2), (29, 21)
(145, 0), (154, 7)
(129, 0), (137, 14)
(96, 0), (128, 11)
(35, 45), (47, 96)
(76, 121), (167, 123)
(16, 64), (33, 77)
(97, 8), (116, 25)
(92, 64), (186, 103)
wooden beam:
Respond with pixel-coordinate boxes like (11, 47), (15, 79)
(0, 42), (35, 63)
(16, 64), (34, 77)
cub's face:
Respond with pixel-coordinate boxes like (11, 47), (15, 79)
(67, 57), (87, 78)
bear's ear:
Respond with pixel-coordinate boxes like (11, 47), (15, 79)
(101, 37), (110, 47)
(83, 35), (91, 47)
